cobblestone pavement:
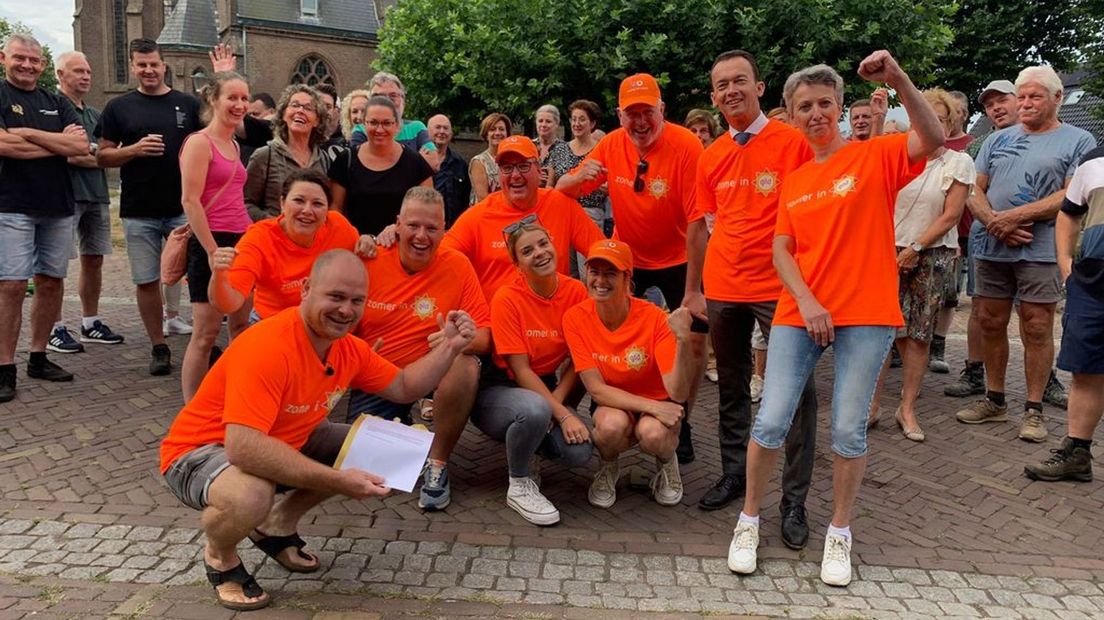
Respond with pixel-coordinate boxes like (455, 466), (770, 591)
(1, 251), (1102, 618)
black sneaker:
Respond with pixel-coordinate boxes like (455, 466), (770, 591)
(80, 320), (125, 344)
(0, 365), (15, 403)
(944, 361), (985, 397)
(676, 420), (695, 464)
(46, 326), (84, 354)
(27, 358), (74, 382)
(150, 344), (172, 376)
(1024, 438), (1092, 482)
(1043, 371), (1068, 409)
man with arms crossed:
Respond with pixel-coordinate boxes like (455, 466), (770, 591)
(161, 249), (476, 611)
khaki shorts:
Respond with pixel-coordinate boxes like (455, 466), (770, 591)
(163, 421), (351, 510)
(974, 259), (1062, 304)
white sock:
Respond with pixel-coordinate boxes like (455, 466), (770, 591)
(827, 524), (852, 541)
(53, 321), (65, 330)
(738, 512), (760, 527)
(82, 316), (100, 329)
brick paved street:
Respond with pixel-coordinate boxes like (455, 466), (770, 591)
(1, 249), (1102, 619)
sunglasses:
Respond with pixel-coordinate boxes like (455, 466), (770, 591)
(633, 159), (649, 193)
(502, 213), (540, 242)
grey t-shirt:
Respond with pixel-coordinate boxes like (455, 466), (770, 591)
(973, 123), (1096, 263)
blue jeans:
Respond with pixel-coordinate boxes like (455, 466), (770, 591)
(346, 390), (413, 424)
(122, 215), (188, 285)
(752, 325), (894, 458)
(0, 213), (75, 280)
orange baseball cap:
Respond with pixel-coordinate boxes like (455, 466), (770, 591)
(495, 135), (539, 163)
(619, 73), (661, 109)
(585, 239), (634, 273)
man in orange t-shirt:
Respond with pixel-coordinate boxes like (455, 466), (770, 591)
(160, 250), (476, 611)
(443, 135), (603, 302)
(557, 73), (707, 463)
(686, 51), (818, 544)
(351, 187), (491, 511)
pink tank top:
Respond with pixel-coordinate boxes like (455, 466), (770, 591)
(186, 133), (251, 233)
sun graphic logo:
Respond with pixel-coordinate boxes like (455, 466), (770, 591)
(412, 294), (437, 320)
(648, 178), (669, 199)
(324, 388), (346, 412)
(831, 175), (857, 197)
(754, 170), (779, 196)
(624, 346), (649, 371)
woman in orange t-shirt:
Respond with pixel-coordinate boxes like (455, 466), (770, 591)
(209, 168), (368, 320)
(729, 51), (945, 587)
(562, 240), (696, 510)
(473, 223), (592, 526)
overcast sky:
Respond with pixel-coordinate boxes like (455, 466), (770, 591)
(1, 1), (75, 56)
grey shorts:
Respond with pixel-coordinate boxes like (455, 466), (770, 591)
(163, 421), (352, 510)
(0, 212), (74, 280)
(71, 201), (113, 258)
(122, 215), (187, 285)
(974, 259), (1062, 304)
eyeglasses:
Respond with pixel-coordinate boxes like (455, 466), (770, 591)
(373, 92), (404, 102)
(633, 159), (649, 193)
(502, 214), (540, 241)
(287, 101), (316, 113)
(500, 161), (535, 176)
(366, 120), (397, 129)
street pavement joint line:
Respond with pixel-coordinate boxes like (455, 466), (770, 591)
(0, 447), (42, 463)
(110, 583), (165, 616)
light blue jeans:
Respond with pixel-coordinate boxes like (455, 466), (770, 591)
(751, 325), (894, 458)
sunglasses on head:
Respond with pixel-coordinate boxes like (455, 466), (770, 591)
(633, 159), (649, 193)
(502, 213), (541, 242)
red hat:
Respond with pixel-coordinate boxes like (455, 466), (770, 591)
(585, 239), (634, 273)
(495, 135), (539, 163)
(619, 73), (661, 109)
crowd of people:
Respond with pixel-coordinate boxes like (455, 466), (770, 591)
(1, 30), (1101, 610)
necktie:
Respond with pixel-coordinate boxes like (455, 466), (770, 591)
(734, 132), (752, 146)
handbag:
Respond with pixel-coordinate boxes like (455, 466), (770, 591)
(160, 135), (239, 285)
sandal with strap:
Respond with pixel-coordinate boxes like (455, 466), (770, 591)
(249, 529), (321, 573)
(418, 397), (435, 421)
(205, 560), (269, 611)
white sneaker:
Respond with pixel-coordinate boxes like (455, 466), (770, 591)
(507, 477), (560, 525)
(820, 532), (853, 586)
(750, 374), (764, 403)
(163, 315), (193, 336)
(588, 460), (620, 508)
(650, 457), (683, 506)
(727, 521), (759, 574)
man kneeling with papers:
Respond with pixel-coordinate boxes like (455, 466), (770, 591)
(159, 249), (475, 611)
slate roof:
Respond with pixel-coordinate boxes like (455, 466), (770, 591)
(236, 0), (380, 41)
(158, 0), (220, 50)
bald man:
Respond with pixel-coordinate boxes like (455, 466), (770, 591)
(427, 114), (470, 226)
(160, 249), (476, 611)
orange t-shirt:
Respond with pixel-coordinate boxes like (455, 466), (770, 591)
(695, 121), (814, 302)
(490, 274), (589, 377)
(574, 123), (703, 269)
(562, 297), (677, 401)
(773, 134), (923, 328)
(354, 246), (490, 367)
(442, 188), (604, 301)
(160, 307), (400, 472)
(228, 211), (360, 319)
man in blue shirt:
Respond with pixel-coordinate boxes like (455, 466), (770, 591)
(956, 65), (1096, 442)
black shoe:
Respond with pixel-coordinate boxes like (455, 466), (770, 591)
(27, 358), (74, 382)
(697, 474), (744, 511)
(150, 344), (172, 376)
(676, 421), (695, 464)
(1024, 437), (1092, 482)
(889, 344), (902, 368)
(945, 361), (985, 397)
(208, 344), (223, 369)
(928, 337), (949, 374)
(1043, 371), (1068, 409)
(0, 365), (15, 403)
(780, 503), (809, 550)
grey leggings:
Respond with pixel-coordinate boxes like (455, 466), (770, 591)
(470, 384), (593, 477)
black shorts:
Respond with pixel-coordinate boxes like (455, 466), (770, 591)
(632, 262), (688, 309)
(186, 231), (244, 303)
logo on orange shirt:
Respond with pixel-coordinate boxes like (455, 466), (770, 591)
(324, 387), (346, 412)
(831, 175), (858, 197)
(412, 294), (437, 320)
(648, 178), (670, 199)
(754, 170), (779, 196)
(624, 346), (649, 371)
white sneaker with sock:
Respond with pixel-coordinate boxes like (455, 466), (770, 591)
(727, 521), (759, 574)
(820, 532), (853, 586)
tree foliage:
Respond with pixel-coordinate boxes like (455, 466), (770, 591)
(0, 18), (58, 92)
(378, 0), (954, 130)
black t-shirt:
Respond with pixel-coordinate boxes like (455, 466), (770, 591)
(95, 89), (201, 218)
(0, 81), (80, 216)
(237, 115), (273, 166)
(328, 145), (434, 235)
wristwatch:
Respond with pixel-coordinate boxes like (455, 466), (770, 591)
(909, 242), (924, 253)
(88, 142), (99, 155)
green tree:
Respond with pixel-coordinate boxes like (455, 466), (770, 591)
(0, 18), (58, 92)
(378, 0), (953, 130)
